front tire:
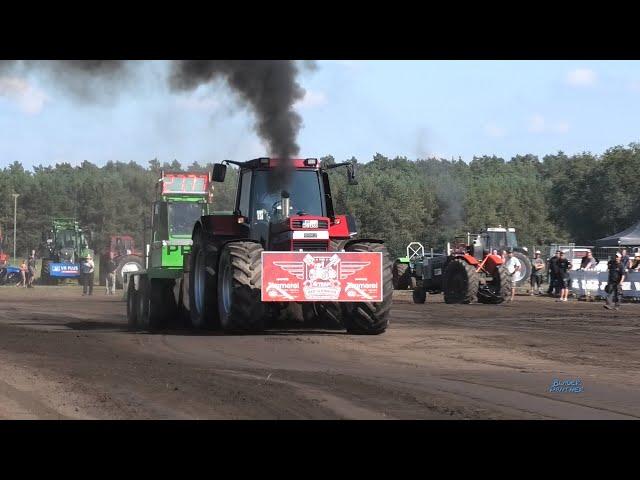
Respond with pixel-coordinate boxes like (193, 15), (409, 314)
(341, 242), (393, 335)
(217, 242), (265, 334)
(443, 258), (479, 304)
(413, 287), (426, 304)
(137, 277), (166, 332)
(478, 264), (511, 304)
(40, 259), (55, 285)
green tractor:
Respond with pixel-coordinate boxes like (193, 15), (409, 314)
(392, 242), (425, 290)
(40, 218), (94, 285)
(124, 171), (214, 328)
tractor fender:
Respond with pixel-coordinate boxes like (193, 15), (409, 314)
(340, 238), (385, 251)
(193, 228), (261, 277)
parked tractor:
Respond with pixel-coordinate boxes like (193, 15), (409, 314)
(126, 158), (393, 335)
(40, 218), (93, 285)
(392, 242), (424, 290)
(411, 234), (511, 304)
(98, 235), (144, 289)
(476, 226), (531, 287)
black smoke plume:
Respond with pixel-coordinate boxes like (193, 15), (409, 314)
(169, 60), (308, 190)
(1, 60), (311, 190)
(0, 60), (132, 101)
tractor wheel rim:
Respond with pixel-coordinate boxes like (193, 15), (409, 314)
(194, 249), (205, 315)
(221, 261), (232, 315)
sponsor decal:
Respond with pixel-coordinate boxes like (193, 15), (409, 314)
(49, 263), (80, 278)
(166, 245), (192, 255)
(302, 219), (319, 229)
(262, 252), (382, 302)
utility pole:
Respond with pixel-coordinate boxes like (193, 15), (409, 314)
(11, 193), (19, 263)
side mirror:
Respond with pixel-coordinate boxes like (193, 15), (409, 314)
(212, 163), (227, 182)
(347, 164), (358, 185)
(345, 214), (358, 237)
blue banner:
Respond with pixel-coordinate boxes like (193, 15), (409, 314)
(49, 263), (80, 278)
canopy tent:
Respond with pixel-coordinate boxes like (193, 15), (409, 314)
(594, 221), (640, 247)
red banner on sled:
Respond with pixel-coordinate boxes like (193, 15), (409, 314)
(261, 251), (383, 302)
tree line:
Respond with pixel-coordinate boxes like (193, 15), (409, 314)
(1, 143), (640, 260)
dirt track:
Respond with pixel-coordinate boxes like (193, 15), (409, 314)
(0, 286), (638, 419)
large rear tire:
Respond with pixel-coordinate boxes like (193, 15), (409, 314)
(341, 242), (393, 335)
(392, 261), (410, 290)
(510, 251), (531, 287)
(478, 264), (511, 304)
(217, 242), (265, 334)
(189, 231), (219, 330)
(443, 258), (479, 304)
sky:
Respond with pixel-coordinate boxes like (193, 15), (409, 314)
(1, 60), (640, 169)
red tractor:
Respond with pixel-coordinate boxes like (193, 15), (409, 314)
(411, 234), (512, 304)
(130, 157), (393, 334)
(99, 235), (144, 289)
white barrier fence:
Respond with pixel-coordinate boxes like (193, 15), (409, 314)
(569, 270), (640, 298)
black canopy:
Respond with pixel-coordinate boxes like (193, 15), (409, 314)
(594, 221), (640, 247)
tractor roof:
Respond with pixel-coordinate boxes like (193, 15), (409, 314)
(485, 227), (516, 232)
(233, 157), (321, 170)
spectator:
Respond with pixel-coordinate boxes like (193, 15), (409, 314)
(631, 251), (640, 271)
(580, 251), (597, 270)
(105, 257), (117, 295)
(530, 250), (545, 295)
(491, 249), (498, 256)
(620, 248), (631, 272)
(80, 255), (95, 296)
(27, 254), (36, 288)
(505, 249), (520, 302)
(16, 259), (27, 288)
(547, 250), (562, 296)
(604, 252), (626, 310)
(555, 251), (572, 302)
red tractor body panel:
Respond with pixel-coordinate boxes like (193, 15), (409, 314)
(201, 214), (247, 238)
(328, 215), (352, 240)
(482, 253), (504, 274)
(459, 253), (480, 266)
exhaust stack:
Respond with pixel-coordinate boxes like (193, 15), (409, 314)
(281, 191), (291, 219)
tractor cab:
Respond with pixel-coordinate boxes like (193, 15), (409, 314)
(476, 226), (532, 286)
(480, 226), (520, 253)
(148, 171), (212, 269)
(211, 157), (358, 252)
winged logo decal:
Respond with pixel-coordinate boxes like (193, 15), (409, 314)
(273, 261), (305, 279)
(339, 261), (371, 279)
